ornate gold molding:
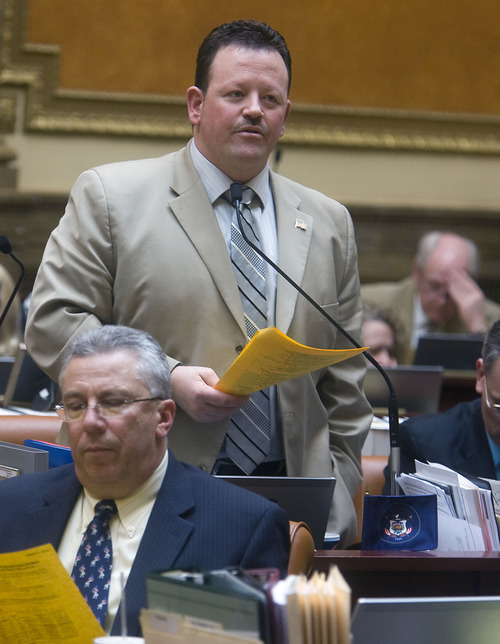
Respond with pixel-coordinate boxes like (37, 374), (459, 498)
(3, 0), (500, 154)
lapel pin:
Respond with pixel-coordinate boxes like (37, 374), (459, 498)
(294, 218), (307, 231)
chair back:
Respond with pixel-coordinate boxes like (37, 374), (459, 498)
(288, 520), (315, 575)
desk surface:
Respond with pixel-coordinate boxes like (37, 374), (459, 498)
(315, 549), (500, 570)
(314, 550), (500, 604)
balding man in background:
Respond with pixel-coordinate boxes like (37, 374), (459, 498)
(361, 231), (500, 363)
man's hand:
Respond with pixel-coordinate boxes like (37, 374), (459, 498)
(171, 365), (249, 423)
(447, 269), (487, 334)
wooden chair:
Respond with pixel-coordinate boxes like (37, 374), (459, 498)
(352, 455), (388, 546)
(288, 520), (315, 575)
(0, 414), (61, 445)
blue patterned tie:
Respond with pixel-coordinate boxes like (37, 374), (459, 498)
(71, 500), (118, 626)
(226, 187), (271, 473)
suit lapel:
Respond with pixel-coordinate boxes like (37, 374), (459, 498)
(168, 147), (246, 336)
(19, 466), (82, 549)
(272, 174), (313, 334)
(115, 454), (196, 636)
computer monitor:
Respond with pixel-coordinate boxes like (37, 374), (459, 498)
(216, 475), (336, 549)
(364, 365), (444, 414)
(0, 356), (15, 401)
(3, 344), (57, 411)
(351, 596), (500, 644)
(414, 332), (484, 371)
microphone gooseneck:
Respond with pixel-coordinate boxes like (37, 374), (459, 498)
(229, 182), (401, 494)
(0, 236), (26, 330)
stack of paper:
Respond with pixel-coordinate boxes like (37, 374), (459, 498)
(397, 461), (500, 551)
(271, 567), (351, 644)
(144, 566), (351, 644)
(0, 544), (105, 642)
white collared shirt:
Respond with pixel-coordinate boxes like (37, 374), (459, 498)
(58, 450), (169, 634)
(189, 140), (283, 462)
(189, 139), (278, 323)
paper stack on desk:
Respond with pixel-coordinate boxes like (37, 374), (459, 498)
(397, 461), (500, 551)
(143, 566), (351, 644)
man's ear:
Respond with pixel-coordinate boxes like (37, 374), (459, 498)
(476, 358), (485, 394)
(186, 86), (204, 127)
(157, 399), (176, 438)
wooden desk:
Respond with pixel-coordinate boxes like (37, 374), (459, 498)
(314, 550), (500, 606)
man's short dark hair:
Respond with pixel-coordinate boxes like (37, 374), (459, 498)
(195, 20), (292, 94)
(482, 319), (500, 375)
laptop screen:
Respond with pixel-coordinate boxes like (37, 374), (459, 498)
(352, 596), (500, 644)
(215, 475), (336, 549)
(414, 332), (484, 371)
(364, 365), (444, 414)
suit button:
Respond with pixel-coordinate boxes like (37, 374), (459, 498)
(235, 343), (244, 353)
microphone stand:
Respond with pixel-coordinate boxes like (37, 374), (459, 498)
(229, 183), (401, 494)
(0, 236), (26, 328)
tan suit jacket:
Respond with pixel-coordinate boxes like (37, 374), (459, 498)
(26, 144), (372, 545)
(361, 276), (500, 363)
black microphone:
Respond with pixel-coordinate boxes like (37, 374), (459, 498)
(229, 182), (401, 494)
(0, 236), (25, 329)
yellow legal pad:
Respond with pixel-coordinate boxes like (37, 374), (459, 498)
(215, 326), (366, 396)
(0, 543), (105, 643)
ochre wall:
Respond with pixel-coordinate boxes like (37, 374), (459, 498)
(27, 0), (500, 115)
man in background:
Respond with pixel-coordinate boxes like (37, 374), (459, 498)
(361, 231), (500, 363)
(0, 325), (290, 636)
(25, 20), (371, 546)
(383, 319), (500, 492)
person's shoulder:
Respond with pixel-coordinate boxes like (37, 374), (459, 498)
(69, 147), (188, 191)
(0, 463), (77, 499)
(402, 399), (481, 435)
(271, 172), (347, 212)
(89, 148), (182, 178)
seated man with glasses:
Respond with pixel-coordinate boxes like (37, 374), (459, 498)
(382, 319), (500, 493)
(0, 325), (290, 637)
(361, 231), (500, 363)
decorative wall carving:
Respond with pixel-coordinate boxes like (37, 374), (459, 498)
(2, 0), (500, 153)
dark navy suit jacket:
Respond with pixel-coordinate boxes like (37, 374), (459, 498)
(383, 398), (497, 493)
(0, 451), (290, 635)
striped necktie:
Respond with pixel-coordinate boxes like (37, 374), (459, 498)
(71, 499), (118, 626)
(225, 187), (271, 473)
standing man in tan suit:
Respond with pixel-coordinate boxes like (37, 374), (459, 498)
(26, 20), (372, 546)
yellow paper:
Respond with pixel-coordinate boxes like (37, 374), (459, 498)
(0, 543), (105, 643)
(215, 327), (366, 395)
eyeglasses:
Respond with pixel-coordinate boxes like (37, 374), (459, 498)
(484, 378), (500, 413)
(55, 397), (161, 422)
(419, 276), (449, 297)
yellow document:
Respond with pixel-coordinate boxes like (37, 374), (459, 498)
(215, 326), (366, 396)
(0, 543), (105, 643)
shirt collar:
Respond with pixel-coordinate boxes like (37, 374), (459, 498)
(82, 449), (169, 529)
(189, 139), (271, 209)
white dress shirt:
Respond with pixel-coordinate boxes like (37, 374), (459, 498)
(58, 450), (169, 634)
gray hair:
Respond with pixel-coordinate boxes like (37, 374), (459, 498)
(59, 325), (171, 398)
(482, 319), (500, 375)
(415, 231), (480, 277)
